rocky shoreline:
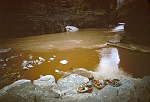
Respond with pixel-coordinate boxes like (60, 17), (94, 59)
(0, 73), (150, 102)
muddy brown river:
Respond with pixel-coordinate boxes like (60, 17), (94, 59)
(0, 28), (150, 88)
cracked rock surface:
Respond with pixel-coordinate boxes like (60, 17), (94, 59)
(0, 74), (150, 102)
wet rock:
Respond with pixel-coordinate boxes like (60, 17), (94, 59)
(72, 68), (94, 79)
(57, 74), (89, 96)
(55, 69), (72, 78)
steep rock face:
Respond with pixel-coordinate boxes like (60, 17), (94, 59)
(117, 0), (150, 46)
(0, 0), (117, 39)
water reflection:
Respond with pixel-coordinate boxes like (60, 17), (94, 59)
(95, 47), (130, 79)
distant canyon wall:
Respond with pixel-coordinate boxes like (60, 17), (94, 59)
(117, 0), (150, 46)
(0, 0), (117, 39)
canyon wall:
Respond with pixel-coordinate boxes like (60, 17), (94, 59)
(0, 0), (117, 39)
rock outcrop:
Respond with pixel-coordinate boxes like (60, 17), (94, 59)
(0, 74), (150, 102)
(0, 0), (117, 39)
(117, 0), (150, 47)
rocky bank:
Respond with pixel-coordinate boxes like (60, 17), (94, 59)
(0, 74), (150, 102)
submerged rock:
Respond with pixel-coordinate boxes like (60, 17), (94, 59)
(72, 68), (94, 79)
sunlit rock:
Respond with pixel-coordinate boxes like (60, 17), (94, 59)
(65, 26), (79, 32)
(112, 23), (125, 32)
(57, 74), (89, 95)
(33, 75), (57, 90)
(60, 60), (68, 64)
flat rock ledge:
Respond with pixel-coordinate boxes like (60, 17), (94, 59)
(0, 74), (150, 102)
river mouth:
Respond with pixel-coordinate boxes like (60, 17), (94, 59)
(0, 28), (150, 88)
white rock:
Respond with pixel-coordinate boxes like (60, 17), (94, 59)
(23, 67), (29, 70)
(39, 57), (45, 62)
(37, 61), (42, 65)
(112, 23), (125, 32)
(23, 60), (28, 63)
(33, 75), (57, 89)
(55, 69), (60, 73)
(49, 58), (55, 61)
(65, 26), (79, 32)
(34, 60), (38, 64)
(60, 60), (68, 64)
(27, 64), (33, 68)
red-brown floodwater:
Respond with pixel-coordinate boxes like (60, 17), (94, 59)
(0, 29), (150, 88)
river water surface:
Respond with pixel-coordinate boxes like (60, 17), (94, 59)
(0, 28), (150, 88)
